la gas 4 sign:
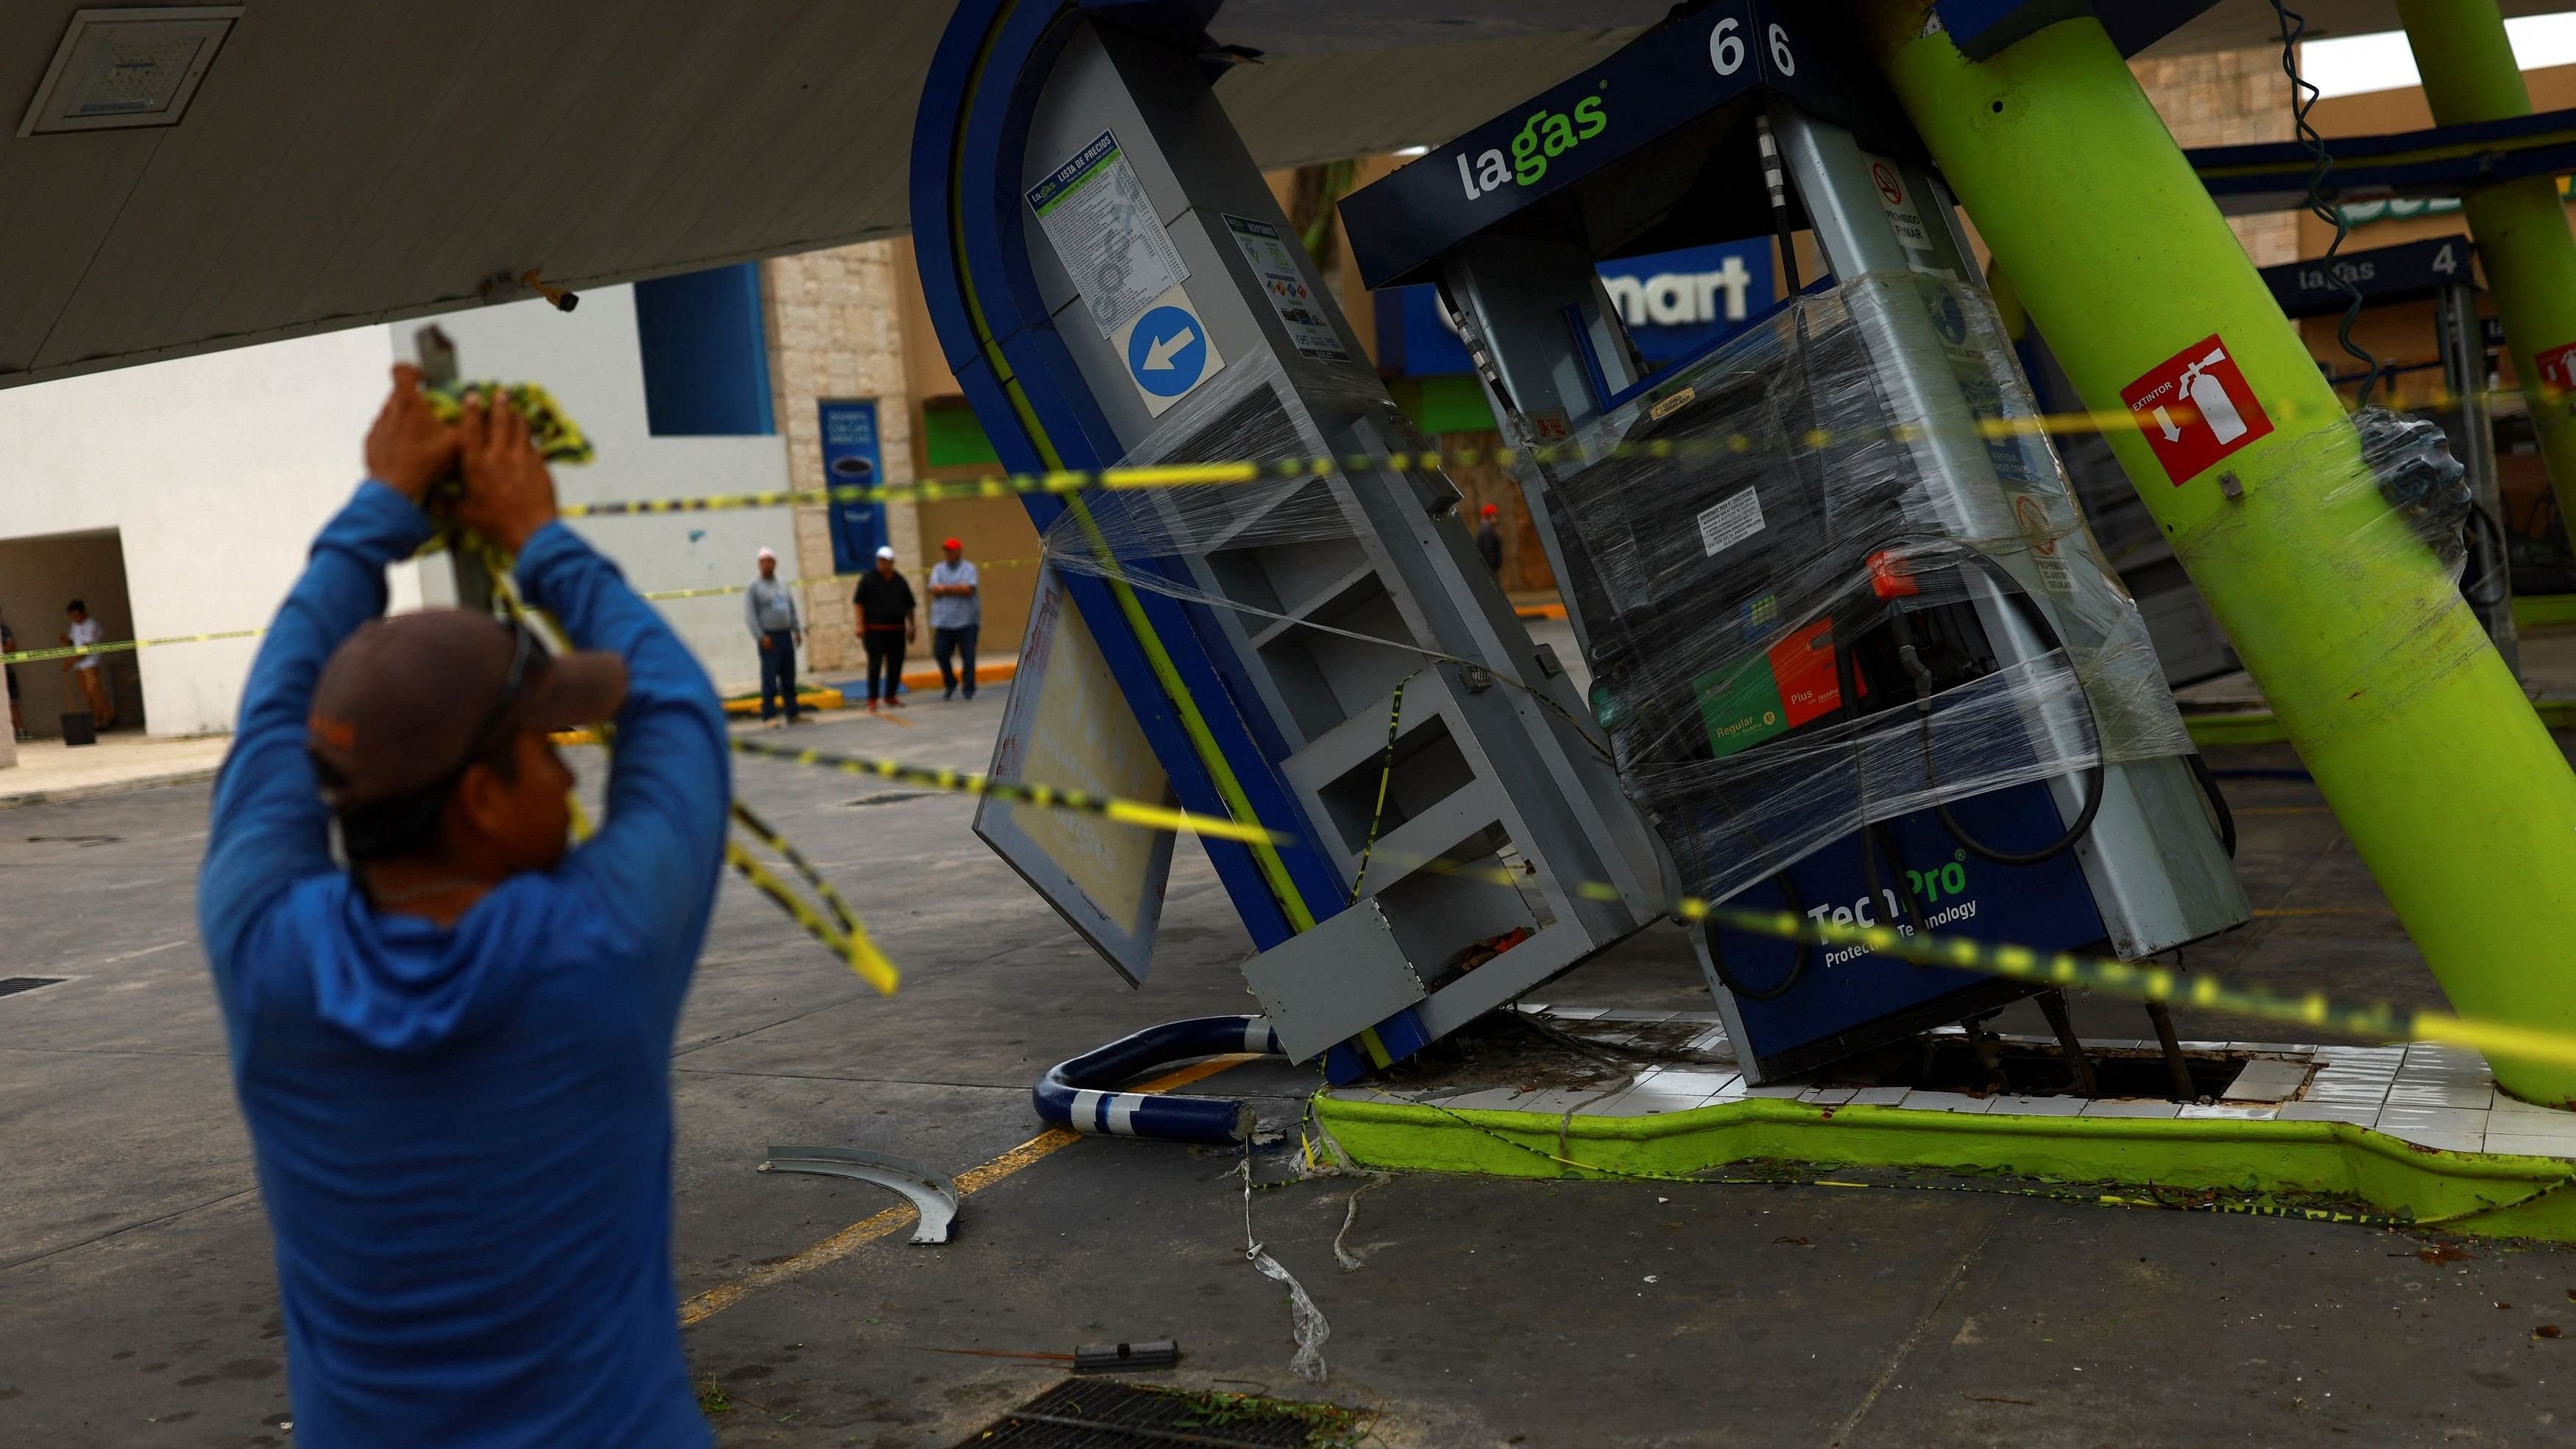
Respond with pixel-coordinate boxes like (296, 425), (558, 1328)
(2120, 333), (2274, 486)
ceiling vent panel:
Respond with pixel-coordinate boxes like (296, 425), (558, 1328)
(17, 6), (241, 138)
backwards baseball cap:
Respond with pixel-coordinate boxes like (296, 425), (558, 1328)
(942, 537), (962, 551)
(1480, 503), (1498, 517)
(876, 545), (896, 560)
(757, 546), (776, 561)
(307, 612), (627, 809)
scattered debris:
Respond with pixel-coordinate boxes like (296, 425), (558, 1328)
(1239, 1157), (1330, 1383)
(2418, 1244), (2476, 1265)
(2538, 1325), (2564, 1340)
(758, 1145), (958, 1244)
(1962, 1393), (2034, 1406)
(1774, 1236), (1813, 1247)
(1075, 1340), (1181, 1374)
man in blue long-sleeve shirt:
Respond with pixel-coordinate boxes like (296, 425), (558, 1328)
(199, 366), (728, 1447)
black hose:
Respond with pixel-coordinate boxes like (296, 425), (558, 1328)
(1830, 609), (1933, 952)
(2184, 750), (2237, 859)
(1702, 873), (1812, 1002)
(1886, 561), (2106, 868)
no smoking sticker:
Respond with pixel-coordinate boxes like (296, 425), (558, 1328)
(2120, 333), (2273, 486)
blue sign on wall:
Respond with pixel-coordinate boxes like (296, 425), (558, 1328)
(1373, 239), (1775, 379)
(819, 400), (887, 574)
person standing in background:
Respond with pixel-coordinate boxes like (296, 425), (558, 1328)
(3, 614), (25, 740)
(744, 547), (806, 727)
(925, 537), (981, 701)
(62, 599), (116, 730)
(852, 545), (916, 711)
(1474, 503), (1504, 577)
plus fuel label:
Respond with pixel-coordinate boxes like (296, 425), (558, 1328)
(2120, 333), (2274, 486)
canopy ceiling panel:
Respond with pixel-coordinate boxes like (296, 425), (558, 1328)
(0, 0), (2559, 389)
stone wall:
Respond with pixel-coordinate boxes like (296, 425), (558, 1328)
(2131, 46), (2300, 268)
(761, 241), (919, 673)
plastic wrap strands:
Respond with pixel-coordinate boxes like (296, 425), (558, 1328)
(726, 736), (1289, 847)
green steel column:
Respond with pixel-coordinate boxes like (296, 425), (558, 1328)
(1863, 7), (2576, 1104)
(2397, 0), (2576, 538)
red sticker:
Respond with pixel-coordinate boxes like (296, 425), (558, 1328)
(1767, 620), (1842, 729)
(2120, 333), (2274, 486)
(2536, 340), (2576, 394)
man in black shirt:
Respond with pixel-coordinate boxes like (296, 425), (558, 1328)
(852, 545), (917, 709)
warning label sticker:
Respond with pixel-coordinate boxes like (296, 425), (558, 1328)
(1222, 214), (1350, 363)
(1027, 130), (1189, 339)
(2120, 333), (2274, 486)
(1696, 487), (1766, 557)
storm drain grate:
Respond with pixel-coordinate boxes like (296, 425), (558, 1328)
(0, 977), (66, 1000)
(957, 1380), (1331, 1448)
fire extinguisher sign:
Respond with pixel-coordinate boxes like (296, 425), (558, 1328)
(2120, 333), (2275, 486)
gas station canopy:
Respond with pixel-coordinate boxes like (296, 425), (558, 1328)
(0, 0), (2565, 392)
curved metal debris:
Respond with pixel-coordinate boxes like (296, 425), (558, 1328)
(759, 1144), (960, 1244)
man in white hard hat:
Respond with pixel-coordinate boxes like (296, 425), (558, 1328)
(850, 544), (916, 710)
(745, 546), (806, 726)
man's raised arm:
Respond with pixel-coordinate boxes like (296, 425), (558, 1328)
(201, 366), (455, 974)
(452, 395), (729, 981)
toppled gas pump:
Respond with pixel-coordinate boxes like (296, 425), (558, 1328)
(914, 0), (2246, 1106)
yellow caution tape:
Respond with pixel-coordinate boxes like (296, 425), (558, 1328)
(1, 628), (262, 667)
(723, 736), (1288, 847)
(726, 800), (899, 996)
(547, 386), (2518, 521)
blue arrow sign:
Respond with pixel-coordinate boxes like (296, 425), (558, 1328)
(1126, 303), (1209, 398)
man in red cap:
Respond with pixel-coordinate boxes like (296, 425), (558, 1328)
(1475, 500), (1505, 577)
(924, 535), (981, 701)
(198, 366), (728, 1448)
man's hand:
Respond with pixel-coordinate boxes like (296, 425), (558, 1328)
(455, 391), (559, 554)
(793, 630), (804, 647)
(364, 364), (459, 502)
(905, 619), (918, 645)
(758, 635), (771, 651)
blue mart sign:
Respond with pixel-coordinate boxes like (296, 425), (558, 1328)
(1373, 239), (1774, 378)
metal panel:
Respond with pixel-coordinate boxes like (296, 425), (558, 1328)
(973, 564), (1178, 986)
(1239, 899), (1427, 1063)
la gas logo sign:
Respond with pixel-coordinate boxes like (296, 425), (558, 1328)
(1455, 87), (1607, 199)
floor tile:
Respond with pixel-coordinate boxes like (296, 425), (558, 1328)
(2479, 1132), (2576, 1161)
(2221, 1059), (2310, 1102)
(1899, 1091), (1992, 1114)
(1637, 1068), (1742, 1097)
(1797, 1085), (1859, 1106)
(2179, 1102), (2280, 1120)
(1590, 1089), (1717, 1118)
(2276, 1102), (2379, 1127)
(2079, 1099), (2184, 1119)
(1845, 1086), (1910, 1107)
(1984, 1094), (2087, 1117)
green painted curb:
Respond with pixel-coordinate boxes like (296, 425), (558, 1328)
(2182, 711), (2287, 746)
(2512, 593), (2576, 630)
(1314, 1093), (2576, 1241)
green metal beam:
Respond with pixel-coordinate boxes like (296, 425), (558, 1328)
(2397, 0), (2576, 536)
(1860, 6), (2576, 1105)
